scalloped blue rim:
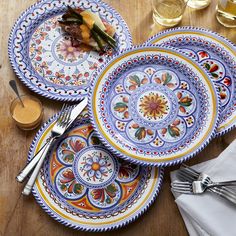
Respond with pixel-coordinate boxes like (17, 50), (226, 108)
(88, 44), (221, 167)
(27, 110), (164, 232)
(145, 26), (236, 137)
(8, 0), (133, 102)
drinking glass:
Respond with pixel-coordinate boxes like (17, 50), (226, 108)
(216, 0), (236, 27)
(187, 0), (211, 9)
(152, 0), (188, 27)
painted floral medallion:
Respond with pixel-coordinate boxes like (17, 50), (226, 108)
(8, 0), (132, 101)
(73, 146), (119, 189)
(89, 46), (219, 166)
(29, 112), (163, 231)
(146, 27), (236, 136)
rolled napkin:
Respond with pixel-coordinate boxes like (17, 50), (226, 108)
(171, 139), (236, 236)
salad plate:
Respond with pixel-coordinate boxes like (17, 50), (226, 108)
(89, 45), (220, 166)
(146, 27), (236, 136)
(8, 0), (132, 102)
(29, 109), (163, 231)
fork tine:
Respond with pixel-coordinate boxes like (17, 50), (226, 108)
(171, 187), (192, 194)
(171, 185), (192, 191)
(172, 181), (192, 185)
(178, 169), (198, 181)
(171, 182), (192, 188)
(57, 103), (66, 122)
(64, 105), (73, 126)
(181, 164), (200, 176)
(59, 104), (69, 126)
(180, 167), (199, 178)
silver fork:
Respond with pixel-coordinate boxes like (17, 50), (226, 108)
(172, 165), (236, 204)
(21, 104), (73, 196)
(179, 164), (236, 195)
(172, 180), (236, 193)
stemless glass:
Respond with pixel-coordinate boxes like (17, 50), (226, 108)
(216, 0), (236, 27)
(187, 0), (211, 9)
(152, 0), (188, 27)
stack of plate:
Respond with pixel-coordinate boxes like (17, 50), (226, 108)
(8, 0), (236, 232)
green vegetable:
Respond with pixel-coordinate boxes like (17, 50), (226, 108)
(65, 6), (116, 49)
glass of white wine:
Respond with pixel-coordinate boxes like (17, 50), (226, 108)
(187, 0), (211, 9)
(152, 0), (188, 27)
(216, 0), (236, 27)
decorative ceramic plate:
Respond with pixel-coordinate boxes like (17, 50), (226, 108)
(89, 46), (220, 166)
(8, 0), (132, 102)
(29, 110), (163, 231)
(146, 27), (236, 136)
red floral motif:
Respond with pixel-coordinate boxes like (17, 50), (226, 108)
(59, 169), (84, 194)
(223, 77), (231, 86)
(118, 161), (138, 179)
(57, 40), (84, 61)
(153, 72), (175, 89)
(177, 92), (193, 114)
(161, 119), (181, 137)
(41, 61), (48, 70)
(90, 183), (118, 204)
(30, 45), (43, 55)
(128, 75), (148, 91)
(55, 72), (65, 80)
(38, 31), (48, 40)
(114, 96), (130, 119)
(219, 86), (227, 100)
(61, 139), (86, 163)
(199, 51), (209, 58)
(89, 62), (98, 70)
(203, 62), (222, 79)
(131, 123), (154, 141)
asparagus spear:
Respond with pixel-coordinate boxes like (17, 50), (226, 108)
(91, 30), (104, 51)
(67, 6), (116, 48)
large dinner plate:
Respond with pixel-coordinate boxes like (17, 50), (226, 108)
(29, 110), (163, 231)
(89, 46), (220, 166)
(8, 0), (132, 101)
(146, 27), (236, 136)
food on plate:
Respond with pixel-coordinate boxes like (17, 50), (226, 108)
(58, 6), (116, 51)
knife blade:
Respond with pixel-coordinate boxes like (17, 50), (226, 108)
(67, 96), (88, 128)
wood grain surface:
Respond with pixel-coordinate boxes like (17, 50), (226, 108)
(0, 0), (235, 235)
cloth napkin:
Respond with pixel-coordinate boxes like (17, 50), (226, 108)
(171, 139), (236, 236)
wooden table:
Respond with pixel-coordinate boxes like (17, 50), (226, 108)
(1, 1), (236, 235)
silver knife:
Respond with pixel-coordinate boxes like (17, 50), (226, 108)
(16, 97), (88, 184)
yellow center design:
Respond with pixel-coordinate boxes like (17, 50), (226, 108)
(67, 46), (74, 53)
(139, 93), (168, 120)
(91, 163), (100, 171)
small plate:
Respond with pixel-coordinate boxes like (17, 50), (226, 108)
(89, 46), (220, 166)
(8, 0), (132, 101)
(146, 27), (236, 136)
(29, 110), (163, 231)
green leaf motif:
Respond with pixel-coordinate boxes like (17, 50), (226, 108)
(106, 184), (117, 194)
(73, 183), (83, 194)
(179, 101), (192, 107)
(106, 184), (117, 198)
(135, 127), (146, 140)
(114, 102), (128, 111)
(204, 63), (210, 70)
(106, 197), (112, 204)
(168, 126), (180, 137)
(163, 73), (172, 85)
(64, 154), (74, 162)
(211, 73), (219, 78)
(61, 184), (67, 191)
(130, 75), (141, 86)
